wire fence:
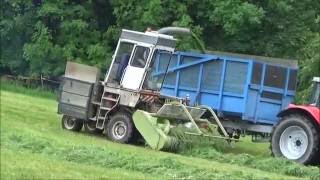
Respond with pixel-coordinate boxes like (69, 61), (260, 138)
(1, 74), (61, 91)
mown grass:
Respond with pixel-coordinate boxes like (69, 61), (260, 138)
(2, 148), (150, 179)
(180, 145), (320, 179)
(1, 81), (319, 179)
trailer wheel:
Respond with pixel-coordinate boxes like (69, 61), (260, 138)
(271, 114), (320, 164)
(61, 115), (83, 132)
(106, 112), (134, 143)
(84, 121), (103, 134)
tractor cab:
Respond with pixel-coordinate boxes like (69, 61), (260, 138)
(310, 77), (320, 107)
(105, 29), (176, 91)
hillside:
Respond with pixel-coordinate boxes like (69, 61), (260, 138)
(1, 83), (319, 179)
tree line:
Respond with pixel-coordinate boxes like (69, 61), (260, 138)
(1, 0), (319, 102)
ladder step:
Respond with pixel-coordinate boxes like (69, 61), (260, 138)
(96, 118), (105, 129)
(100, 107), (111, 111)
(91, 101), (101, 105)
(89, 117), (97, 121)
(102, 97), (118, 101)
(89, 116), (104, 121)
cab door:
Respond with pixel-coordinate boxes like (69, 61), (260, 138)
(121, 45), (151, 90)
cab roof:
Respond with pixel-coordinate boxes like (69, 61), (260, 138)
(120, 29), (176, 49)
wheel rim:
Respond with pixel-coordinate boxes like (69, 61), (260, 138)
(111, 121), (127, 140)
(64, 117), (76, 129)
(86, 121), (96, 131)
(279, 126), (308, 160)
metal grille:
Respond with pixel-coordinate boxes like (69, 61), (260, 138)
(264, 65), (286, 89)
(224, 61), (248, 94)
(180, 66), (200, 88)
(202, 61), (223, 91)
(169, 55), (178, 68)
(288, 70), (297, 90)
(164, 73), (176, 86)
(158, 53), (177, 71)
(261, 91), (282, 100)
(181, 56), (200, 64)
(251, 62), (263, 84)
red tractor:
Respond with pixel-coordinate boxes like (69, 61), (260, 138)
(271, 77), (320, 164)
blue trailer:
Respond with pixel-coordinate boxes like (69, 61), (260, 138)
(154, 50), (298, 137)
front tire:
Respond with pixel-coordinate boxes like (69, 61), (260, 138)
(271, 114), (320, 164)
(61, 115), (83, 132)
(106, 112), (134, 143)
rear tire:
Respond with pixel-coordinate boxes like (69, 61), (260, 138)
(271, 114), (320, 164)
(61, 115), (83, 132)
(106, 112), (134, 143)
(84, 120), (103, 134)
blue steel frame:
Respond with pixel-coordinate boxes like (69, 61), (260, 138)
(155, 51), (297, 126)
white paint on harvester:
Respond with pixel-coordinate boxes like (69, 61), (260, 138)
(121, 66), (145, 90)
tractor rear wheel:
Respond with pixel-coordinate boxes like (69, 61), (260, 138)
(84, 120), (103, 134)
(106, 112), (134, 143)
(271, 114), (320, 164)
(61, 115), (83, 132)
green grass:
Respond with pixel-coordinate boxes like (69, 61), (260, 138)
(1, 81), (319, 179)
(1, 148), (150, 179)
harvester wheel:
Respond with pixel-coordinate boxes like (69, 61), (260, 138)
(271, 114), (320, 165)
(61, 115), (83, 132)
(106, 112), (134, 143)
(84, 121), (103, 134)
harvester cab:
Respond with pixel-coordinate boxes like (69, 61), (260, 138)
(58, 27), (231, 151)
(105, 29), (176, 92)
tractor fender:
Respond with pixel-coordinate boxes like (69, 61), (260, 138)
(277, 104), (320, 126)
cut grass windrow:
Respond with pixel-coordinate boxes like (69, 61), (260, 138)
(179, 145), (320, 179)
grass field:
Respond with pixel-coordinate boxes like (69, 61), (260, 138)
(1, 82), (319, 179)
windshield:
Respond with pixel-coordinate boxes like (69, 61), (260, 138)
(143, 49), (172, 91)
(106, 41), (134, 84)
(310, 81), (320, 107)
(115, 42), (134, 62)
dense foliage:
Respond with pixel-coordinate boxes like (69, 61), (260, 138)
(1, 0), (319, 101)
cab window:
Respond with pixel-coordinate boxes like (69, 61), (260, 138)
(130, 46), (150, 68)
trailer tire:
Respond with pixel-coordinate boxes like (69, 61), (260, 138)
(106, 112), (134, 143)
(271, 114), (320, 165)
(84, 121), (103, 134)
(61, 115), (83, 132)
